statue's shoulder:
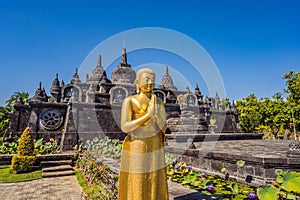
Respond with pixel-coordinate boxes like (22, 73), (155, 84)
(122, 94), (138, 105)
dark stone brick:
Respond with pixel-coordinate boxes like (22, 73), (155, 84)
(224, 162), (237, 174)
(211, 160), (224, 171)
(265, 168), (277, 178)
(241, 165), (254, 177)
(263, 157), (288, 166)
(253, 167), (264, 178)
(198, 159), (211, 170)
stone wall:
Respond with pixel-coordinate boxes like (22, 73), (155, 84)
(70, 102), (125, 143)
(165, 140), (300, 186)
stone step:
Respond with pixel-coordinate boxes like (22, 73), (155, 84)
(41, 160), (72, 167)
(168, 180), (211, 200)
(42, 165), (73, 172)
(42, 170), (74, 178)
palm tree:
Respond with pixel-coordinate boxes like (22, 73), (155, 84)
(5, 92), (29, 106)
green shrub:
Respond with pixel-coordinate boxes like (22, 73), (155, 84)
(0, 137), (19, 154)
(11, 127), (35, 173)
(34, 138), (60, 155)
(11, 155), (35, 173)
(17, 127), (34, 156)
(84, 136), (122, 159)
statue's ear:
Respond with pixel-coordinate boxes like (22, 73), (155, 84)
(134, 79), (140, 93)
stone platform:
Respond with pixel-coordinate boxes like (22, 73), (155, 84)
(166, 133), (263, 143)
(166, 139), (300, 186)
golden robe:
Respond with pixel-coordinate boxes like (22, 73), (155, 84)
(118, 96), (169, 200)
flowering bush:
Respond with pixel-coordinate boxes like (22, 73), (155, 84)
(75, 150), (118, 199)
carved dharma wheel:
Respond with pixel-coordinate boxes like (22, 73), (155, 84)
(39, 109), (64, 130)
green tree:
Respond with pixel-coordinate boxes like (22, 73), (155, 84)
(0, 92), (29, 137)
(283, 70), (300, 137)
(236, 94), (263, 133)
(233, 71), (300, 139)
(236, 93), (290, 137)
(220, 98), (231, 110)
(5, 92), (29, 106)
(283, 71), (300, 104)
(0, 106), (13, 136)
(260, 97), (289, 138)
(272, 92), (283, 102)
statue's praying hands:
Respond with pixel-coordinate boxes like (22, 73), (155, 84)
(118, 68), (169, 200)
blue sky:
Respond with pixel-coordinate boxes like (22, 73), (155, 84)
(1, 0), (300, 105)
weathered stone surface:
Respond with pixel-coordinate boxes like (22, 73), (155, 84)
(7, 48), (241, 150)
(166, 139), (300, 186)
(0, 176), (82, 200)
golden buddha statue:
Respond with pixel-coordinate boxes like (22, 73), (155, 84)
(118, 68), (169, 200)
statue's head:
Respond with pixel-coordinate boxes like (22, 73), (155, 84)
(135, 68), (155, 94)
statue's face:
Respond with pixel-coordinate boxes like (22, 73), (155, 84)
(138, 72), (155, 93)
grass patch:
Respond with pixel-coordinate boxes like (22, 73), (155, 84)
(75, 169), (105, 200)
(0, 165), (42, 182)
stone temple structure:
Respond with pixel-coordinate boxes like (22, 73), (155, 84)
(5, 48), (240, 150)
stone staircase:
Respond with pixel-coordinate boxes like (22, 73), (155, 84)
(41, 159), (74, 178)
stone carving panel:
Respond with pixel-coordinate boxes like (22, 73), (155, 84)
(39, 109), (64, 131)
(110, 86), (128, 104)
(184, 94), (198, 107)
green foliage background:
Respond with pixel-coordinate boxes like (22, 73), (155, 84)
(0, 92), (29, 137)
(236, 70), (300, 138)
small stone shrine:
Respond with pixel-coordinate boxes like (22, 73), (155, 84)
(5, 48), (240, 150)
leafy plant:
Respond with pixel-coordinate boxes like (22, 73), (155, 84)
(11, 127), (35, 173)
(236, 160), (245, 168)
(279, 171), (300, 193)
(0, 137), (19, 154)
(258, 170), (300, 200)
(75, 150), (118, 199)
(0, 92), (29, 137)
(0, 137), (59, 155)
(84, 136), (122, 160)
(73, 140), (85, 154)
(166, 161), (256, 199)
(17, 127), (34, 156)
(0, 105), (13, 137)
(11, 155), (35, 173)
(257, 186), (280, 200)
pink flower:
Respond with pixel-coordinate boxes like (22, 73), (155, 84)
(98, 166), (103, 171)
(114, 160), (118, 163)
(81, 193), (87, 200)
